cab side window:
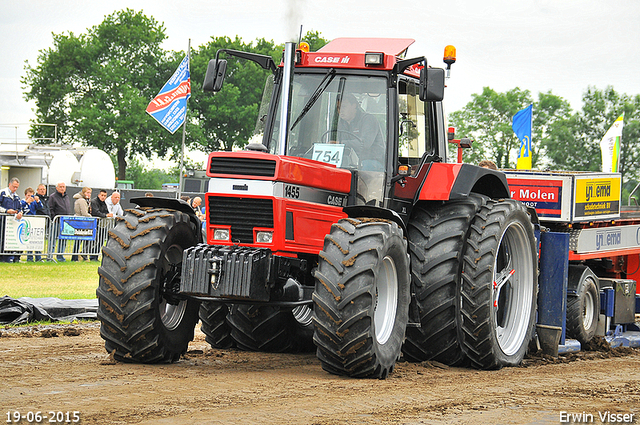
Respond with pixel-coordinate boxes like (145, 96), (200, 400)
(398, 79), (432, 172)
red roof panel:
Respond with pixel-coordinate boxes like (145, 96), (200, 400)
(318, 38), (415, 57)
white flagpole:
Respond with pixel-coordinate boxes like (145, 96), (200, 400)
(178, 39), (191, 198)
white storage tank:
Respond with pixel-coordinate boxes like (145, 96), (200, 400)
(48, 150), (81, 186)
(78, 149), (116, 188)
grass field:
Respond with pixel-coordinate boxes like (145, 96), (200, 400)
(0, 261), (100, 299)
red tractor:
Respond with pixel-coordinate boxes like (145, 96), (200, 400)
(97, 38), (539, 378)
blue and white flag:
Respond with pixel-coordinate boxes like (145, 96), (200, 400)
(513, 104), (532, 170)
(146, 55), (191, 133)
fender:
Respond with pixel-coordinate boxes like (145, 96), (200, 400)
(417, 163), (510, 201)
(130, 197), (203, 243)
(343, 205), (408, 238)
(567, 264), (599, 297)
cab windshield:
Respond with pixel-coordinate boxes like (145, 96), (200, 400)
(269, 72), (388, 173)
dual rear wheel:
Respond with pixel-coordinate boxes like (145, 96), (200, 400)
(403, 196), (538, 369)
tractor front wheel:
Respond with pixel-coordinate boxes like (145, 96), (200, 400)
(313, 218), (410, 379)
(96, 208), (201, 363)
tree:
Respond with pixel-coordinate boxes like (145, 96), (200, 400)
(448, 87), (533, 168)
(544, 86), (640, 182)
(189, 36), (281, 152)
(303, 30), (329, 51)
(449, 88), (573, 169)
(532, 91), (573, 169)
(189, 31), (330, 153)
(124, 157), (178, 190)
(22, 9), (178, 180)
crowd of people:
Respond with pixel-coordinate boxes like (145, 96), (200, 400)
(0, 178), (125, 263)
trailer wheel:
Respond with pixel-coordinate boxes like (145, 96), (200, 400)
(96, 208), (200, 363)
(313, 218), (410, 379)
(566, 266), (599, 344)
(402, 195), (483, 365)
(460, 199), (537, 369)
(199, 302), (235, 349)
(227, 304), (314, 353)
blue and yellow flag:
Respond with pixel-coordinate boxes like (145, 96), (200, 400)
(513, 104), (532, 170)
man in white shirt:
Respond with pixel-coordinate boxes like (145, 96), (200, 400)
(105, 192), (125, 217)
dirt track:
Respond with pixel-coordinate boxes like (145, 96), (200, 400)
(1, 322), (639, 425)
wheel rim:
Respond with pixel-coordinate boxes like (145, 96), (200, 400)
(159, 243), (187, 331)
(374, 255), (398, 345)
(292, 305), (313, 327)
(160, 299), (187, 331)
(492, 221), (534, 356)
(582, 279), (597, 330)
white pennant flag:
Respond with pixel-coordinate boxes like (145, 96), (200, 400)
(600, 115), (624, 173)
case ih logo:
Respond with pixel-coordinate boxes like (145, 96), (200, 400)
(314, 56), (350, 64)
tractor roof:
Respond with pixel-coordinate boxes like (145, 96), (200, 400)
(298, 38), (418, 72)
(318, 38), (415, 57)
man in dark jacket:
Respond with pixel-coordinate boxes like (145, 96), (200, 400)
(48, 182), (73, 262)
(89, 189), (113, 261)
(0, 177), (24, 262)
(35, 184), (51, 217)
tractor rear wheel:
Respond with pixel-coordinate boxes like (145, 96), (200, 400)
(313, 218), (410, 379)
(566, 266), (599, 344)
(403, 196), (483, 365)
(96, 208), (201, 363)
(460, 199), (537, 369)
(227, 304), (314, 352)
(199, 302), (235, 349)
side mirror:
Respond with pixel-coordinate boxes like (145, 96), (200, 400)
(419, 67), (445, 101)
(202, 59), (228, 92)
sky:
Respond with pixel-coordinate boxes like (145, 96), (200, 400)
(1, 0), (640, 162)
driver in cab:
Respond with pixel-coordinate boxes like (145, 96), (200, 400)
(335, 93), (385, 171)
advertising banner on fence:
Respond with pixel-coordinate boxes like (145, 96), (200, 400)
(59, 216), (97, 241)
(2, 216), (46, 251)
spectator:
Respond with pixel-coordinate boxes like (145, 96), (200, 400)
(35, 184), (51, 217)
(90, 189), (113, 261)
(21, 187), (44, 262)
(72, 187), (92, 261)
(144, 192), (154, 197)
(105, 192), (125, 217)
(478, 159), (498, 170)
(192, 196), (204, 220)
(48, 182), (73, 262)
(21, 187), (40, 214)
(180, 195), (190, 204)
(0, 177), (24, 262)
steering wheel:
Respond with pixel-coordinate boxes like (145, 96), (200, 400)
(321, 129), (363, 148)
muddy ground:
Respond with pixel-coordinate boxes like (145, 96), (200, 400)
(1, 322), (639, 425)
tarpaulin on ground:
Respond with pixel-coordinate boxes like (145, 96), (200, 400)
(0, 296), (98, 325)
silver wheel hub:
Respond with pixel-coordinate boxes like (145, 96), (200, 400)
(493, 221), (534, 356)
(374, 255), (398, 345)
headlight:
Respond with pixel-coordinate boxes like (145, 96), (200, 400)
(213, 229), (230, 241)
(256, 231), (273, 244)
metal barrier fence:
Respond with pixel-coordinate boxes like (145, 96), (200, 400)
(0, 214), (115, 263)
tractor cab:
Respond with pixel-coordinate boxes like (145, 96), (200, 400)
(204, 38), (448, 210)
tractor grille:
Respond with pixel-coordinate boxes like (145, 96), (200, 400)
(208, 196), (274, 244)
(209, 157), (276, 177)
